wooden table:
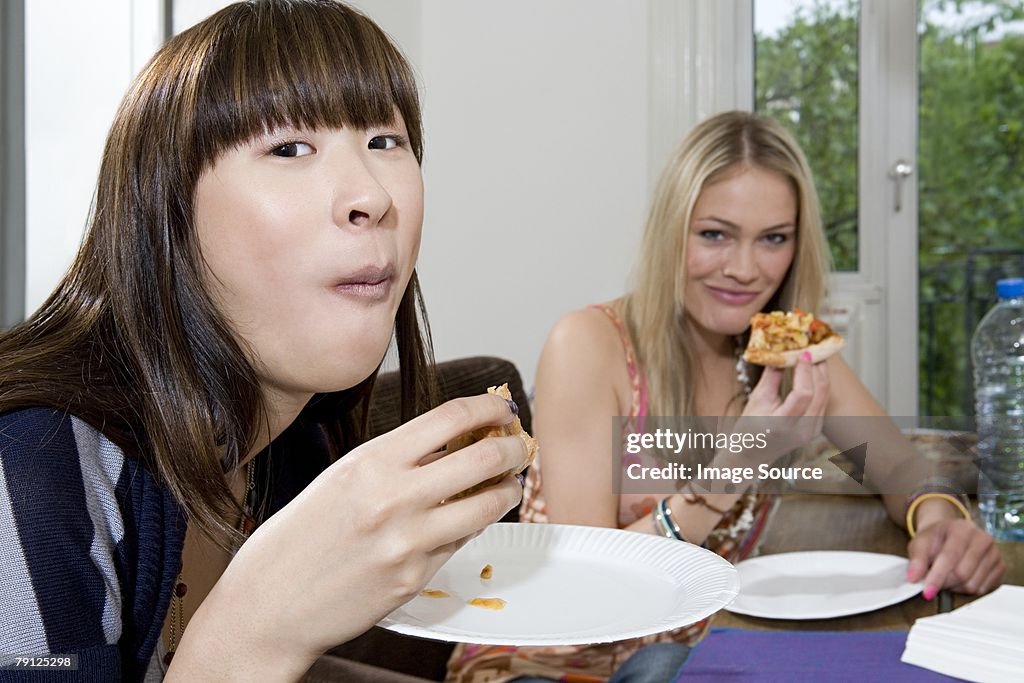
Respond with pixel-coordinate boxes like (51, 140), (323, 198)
(711, 494), (1024, 631)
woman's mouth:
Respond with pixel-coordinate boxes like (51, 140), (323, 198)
(333, 265), (394, 302)
(705, 285), (759, 306)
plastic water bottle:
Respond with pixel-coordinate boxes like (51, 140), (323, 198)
(971, 277), (1024, 541)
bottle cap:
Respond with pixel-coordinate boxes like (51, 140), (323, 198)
(996, 278), (1024, 299)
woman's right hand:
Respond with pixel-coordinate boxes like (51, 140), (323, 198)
(171, 393), (526, 682)
(745, 351), (831, 421)
(719, 352), (831, 471)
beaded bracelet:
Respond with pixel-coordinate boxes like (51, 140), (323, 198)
(652, 497), (682, 540)
(660, 496), (683, 540)
(909, 491), (970, 540)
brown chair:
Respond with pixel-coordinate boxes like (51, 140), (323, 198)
(313, 356), (532, 682)
(366, 355), (533, 444)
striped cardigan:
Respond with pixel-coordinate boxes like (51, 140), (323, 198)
(1, 408), (184, 681)
(0, 407), (328, 682)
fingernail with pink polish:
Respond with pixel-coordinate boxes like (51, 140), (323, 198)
(923, 585), (938, 601)
(802, 351), (812, 362)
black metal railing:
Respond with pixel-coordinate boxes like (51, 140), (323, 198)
(920, 247), (1024, 416)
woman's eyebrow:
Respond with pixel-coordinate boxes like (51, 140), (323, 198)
(759, 222), (796, 232)
(693, 216), (739, 229)
(694, 216), (795, 232)
(252, 123), (308, 140)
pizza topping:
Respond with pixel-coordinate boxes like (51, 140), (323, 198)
(469, 597), (506, 610)
(747, 308), (835, 353)
(807, 318), (832, 345)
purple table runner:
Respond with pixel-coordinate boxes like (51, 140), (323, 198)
(676, 629), (964, 682)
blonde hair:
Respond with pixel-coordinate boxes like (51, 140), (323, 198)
(624, 110), (831, 416)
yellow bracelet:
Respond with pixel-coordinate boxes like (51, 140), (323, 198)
(905, 492), (971, 538)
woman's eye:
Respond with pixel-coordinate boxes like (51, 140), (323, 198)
(270, 142), (314, 158)
(368, 135), (405, 150)
(699, 229), (725, 241)
(762, 233), (790, 245)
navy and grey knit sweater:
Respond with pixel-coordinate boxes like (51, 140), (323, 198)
(0, 407), (326, 682)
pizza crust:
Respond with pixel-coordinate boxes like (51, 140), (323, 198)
(743, 333), (845, 368)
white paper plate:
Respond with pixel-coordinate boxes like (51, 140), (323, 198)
(378, 523), (739, 646)
(725, 551), (923, 620)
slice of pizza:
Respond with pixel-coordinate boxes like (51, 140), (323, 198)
(743, 308), (845, 367)
(446, 384), (538, 499)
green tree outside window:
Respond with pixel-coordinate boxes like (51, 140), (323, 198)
(756, 0), (1024, 416)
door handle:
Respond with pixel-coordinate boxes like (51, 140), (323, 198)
(888, 159), (914, 212)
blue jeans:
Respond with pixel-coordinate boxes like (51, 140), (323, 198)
(511, 642), (692, 683)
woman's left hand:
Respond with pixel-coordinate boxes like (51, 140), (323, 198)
(906, 515), (1005, 597)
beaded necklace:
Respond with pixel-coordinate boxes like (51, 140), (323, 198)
(735, 336), (752, 395)
(164, 460), (256, 666)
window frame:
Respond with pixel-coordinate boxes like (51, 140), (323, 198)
(1, 0), (26, 329)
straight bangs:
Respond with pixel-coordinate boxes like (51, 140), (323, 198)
(191, 0), (423, 167)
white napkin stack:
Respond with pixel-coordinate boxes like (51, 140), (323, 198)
(900, 584), (1024, 682)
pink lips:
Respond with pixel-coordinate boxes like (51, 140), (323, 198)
(333, 265), (394, 301)
(705, 285), (759, 306)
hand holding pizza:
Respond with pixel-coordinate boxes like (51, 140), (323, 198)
(179, 393), (526, 673)
(740, 308), (836, 451)
(726, 347), (832, 471)
(747, 351), (830, 418)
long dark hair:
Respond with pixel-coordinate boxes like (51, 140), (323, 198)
(0, 0), (438, 548)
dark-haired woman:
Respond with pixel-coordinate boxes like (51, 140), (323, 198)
(0, 2), (524, 680)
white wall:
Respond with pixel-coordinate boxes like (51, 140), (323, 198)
(24, 0), (652, 391)
(416, 1), (648, 388)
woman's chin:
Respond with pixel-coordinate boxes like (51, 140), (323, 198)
(295, 342), (391, 395)
(331, 356), (390, 393)
(701, 312), (755, 338)
(309, 371), (377, 395)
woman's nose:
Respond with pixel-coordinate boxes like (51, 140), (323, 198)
(331, 155), (393, 229)
(722, 245), (758, 283)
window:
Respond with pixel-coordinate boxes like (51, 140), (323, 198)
(755, 0), (860, 272)
(917, 1), (1024, 415)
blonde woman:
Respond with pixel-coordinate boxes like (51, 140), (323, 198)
(446, 111), (1003, 683)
